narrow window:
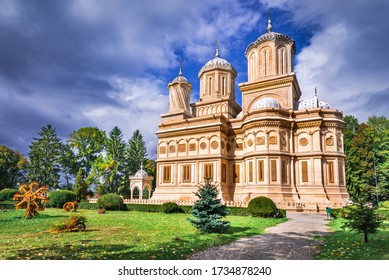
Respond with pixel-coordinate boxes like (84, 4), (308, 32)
(208, 77), (212, 96)
(222, 163), (226, 183)
(222, 77), (225, 96)
(271, 160), (277, 182)
(204, 163), (213, 180)
(182, 164), (191, 183)
(339, 161), (344, 185)
(248, 161), (253, 182)
(328, 161), (334, 183)
(281, 160), (287, 183)
(233, 164), (240, 183)
(163, 166), (171, 183)
(301, 161), (308, 182)
(258, 160), (264, 181)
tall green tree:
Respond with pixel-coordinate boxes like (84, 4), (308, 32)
(88, 127), (126, 195)
(366, 116), (389, 200)
(68, 127), (106, 179)
(125, 129), (148, 175)
(28, 124), (63, 189)
(58, 143), (78, 189)
(0, 145), (28, 190)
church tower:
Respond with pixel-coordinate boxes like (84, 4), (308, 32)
(240, 15), (301, 113)
(191, 43), (241, 119)
(161, 67), (193, 122)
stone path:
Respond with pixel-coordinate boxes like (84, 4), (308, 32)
(188, 213), (330, 260)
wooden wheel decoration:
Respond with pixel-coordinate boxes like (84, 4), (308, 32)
(13, 182), (49, 218)
(63, 201), (78, 212)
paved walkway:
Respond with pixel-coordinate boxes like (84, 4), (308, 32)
(188, 213), (330, 260)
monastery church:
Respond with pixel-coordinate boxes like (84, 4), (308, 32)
(151, 17), (349, 212)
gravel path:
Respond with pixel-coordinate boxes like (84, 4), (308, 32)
(188, 213), (330, 260)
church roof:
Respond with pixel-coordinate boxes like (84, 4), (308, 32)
(245, 16), (296, 55)
(252, 97), (281, 110)
(198, 44), (236, 78)
(170, 67), (188, 83)
(296, 89), (331, 110)
(134, 163), (148, 178)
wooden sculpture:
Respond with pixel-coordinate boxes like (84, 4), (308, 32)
(63, 201), (78, 212)
(13, 182), (49, 218)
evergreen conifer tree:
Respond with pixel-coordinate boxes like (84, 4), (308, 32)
(189, 178), (230, 233)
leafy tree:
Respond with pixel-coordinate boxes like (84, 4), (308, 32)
(87, 127), (126, 195)
(342, 196), (383, 243)
(188, 179), (230, 233)
(125, 129), (148, 175)
(366, 116), (389, 200)
(73, 168), (88, 200)
(344, 115), (389, 201)
(58, 143), (78, 189)
(28, 124), (63, 189)
(0, 145), (28, 190)
(68, 127), (106, 178)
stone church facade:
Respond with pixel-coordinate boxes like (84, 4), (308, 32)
(152, 19), (349, 212)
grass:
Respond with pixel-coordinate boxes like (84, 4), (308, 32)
(0, 208), (285, 260)
(315, 208), (389, 260)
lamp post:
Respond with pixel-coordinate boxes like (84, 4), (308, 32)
(373, 153), (379, 205)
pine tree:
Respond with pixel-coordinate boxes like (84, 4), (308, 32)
(189, 179), (230, 233)
(124, 129), (148, 175)
(28, 124), (63, 189)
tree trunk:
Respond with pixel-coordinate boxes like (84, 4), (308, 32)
(364, 229), (368, 243)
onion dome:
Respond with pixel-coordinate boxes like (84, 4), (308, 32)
(252, 97), (281, 110)
(134, 162), (148, 178)
(296, 88), (331, 110)
(171, 67), (188, 83)
(198, 43), (236, 78)
(245, 15), (296, 55)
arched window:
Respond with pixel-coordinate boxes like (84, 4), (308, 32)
(208, 77), (212, 96)
(279, 47), (287, 75)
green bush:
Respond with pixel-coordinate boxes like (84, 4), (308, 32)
(161, 202), (184, 214)
(382, 201), (389, 208)
(0, 189), (18, 201)
(127, 204), (160, 212)
(97, 193), (124, 210)
(47, 190), (77, 208)
(77, 202), (100, 210)
(0, 201), (15, 210)
(247, 196), (279, 218)
(330, 208), (341, 219)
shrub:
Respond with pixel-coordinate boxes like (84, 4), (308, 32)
(77, 202), (100, 210)
(47, 190), (77, 208)
(248, 196), (279, 218)
(97, 193), (124, 210)
(161, 202), (184, 214)
(0, 189), (19, 201)
(382, 201), (389, 208)
(126, 204), (160, 212)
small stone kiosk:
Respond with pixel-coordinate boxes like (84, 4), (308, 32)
(129, 163), (154, 199)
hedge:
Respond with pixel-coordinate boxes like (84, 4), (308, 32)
(97, 193), (124, 210)
(47, 190), (77, 208)
(0, 189), (19, 201)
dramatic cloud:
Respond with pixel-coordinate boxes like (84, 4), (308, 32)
(1, 0), (387, 157)
(0, 0), (260, 156)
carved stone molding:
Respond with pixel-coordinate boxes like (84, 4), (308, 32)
(269, 136), (278, 145)
(256, 136), (265, 145)
(211, 141), (219, 149)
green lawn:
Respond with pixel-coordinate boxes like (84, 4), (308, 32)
(0, 208), (285, 260)
(315, 208), (389, 260)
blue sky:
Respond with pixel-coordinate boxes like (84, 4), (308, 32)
(1, 0), (389, 157)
